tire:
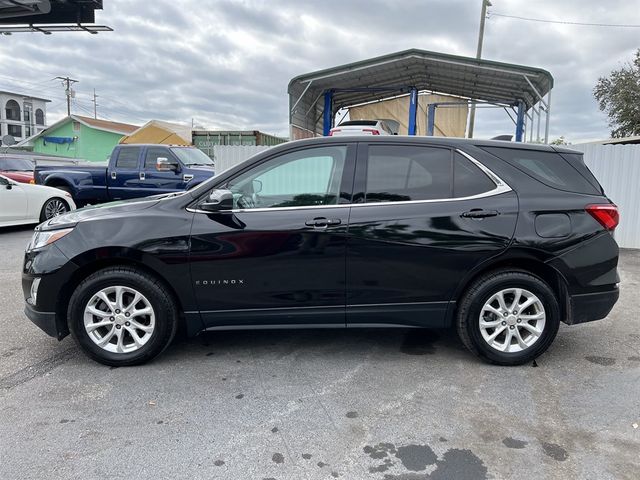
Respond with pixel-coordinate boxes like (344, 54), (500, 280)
(39, 197), (70, 222)
(68, 267), (178, 366)
(456, 270), (560, 366)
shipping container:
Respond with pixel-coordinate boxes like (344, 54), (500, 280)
(193, 130), (287, 157)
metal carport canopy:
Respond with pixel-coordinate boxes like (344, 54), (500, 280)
(288, 48), (553, 138)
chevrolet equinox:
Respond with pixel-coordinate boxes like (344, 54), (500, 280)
(22, 137), (620, 366)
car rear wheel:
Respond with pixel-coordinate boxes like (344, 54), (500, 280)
(40, 197), (70, 221)
(68, 267), (178, 366)
(456, 270), (560, 365)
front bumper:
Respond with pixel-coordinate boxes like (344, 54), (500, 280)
(22, 243), (75, 340)
(24, 303), (61, 339)
(568, 286), (619, 325)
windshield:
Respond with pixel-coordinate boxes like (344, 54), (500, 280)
(170, 147), (214, 167)
(0, 157), (34, 171)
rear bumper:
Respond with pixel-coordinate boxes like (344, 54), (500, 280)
(567, 287), (619, 325)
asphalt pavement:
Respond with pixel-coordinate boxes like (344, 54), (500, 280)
(1, 225), (638, 480)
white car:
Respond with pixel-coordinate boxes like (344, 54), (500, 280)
(329, 119), (395, 136)
(0, 174), (76, 227)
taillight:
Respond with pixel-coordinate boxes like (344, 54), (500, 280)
(586, 204), (619, 230)
(363, 129), (380, 135)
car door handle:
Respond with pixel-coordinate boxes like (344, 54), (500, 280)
(139, 172), (146, 180)
(305, 217), (342, 228)
(110, 171), (117, 180)
(461, 209), (499, 219)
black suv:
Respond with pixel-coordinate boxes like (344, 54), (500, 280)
(22, 137), (619, 366)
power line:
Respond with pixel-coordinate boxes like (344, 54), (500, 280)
(490, 12), (640, 28)
(73, 98), (114, 121)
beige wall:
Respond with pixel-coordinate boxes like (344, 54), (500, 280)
(347, 93), (468, 137)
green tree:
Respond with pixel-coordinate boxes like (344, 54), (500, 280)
(550, 136), (570, 145)
(593, 49), (640, 138)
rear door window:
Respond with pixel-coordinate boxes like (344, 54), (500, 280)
(365, 145), (452, 202)
(482, 147), (601, 195)
(115, 147), (141, 169)
(453, 153), (496, 197)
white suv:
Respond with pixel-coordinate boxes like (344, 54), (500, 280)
(329, 120), (394, 136)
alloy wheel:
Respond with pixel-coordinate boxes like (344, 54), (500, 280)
(478, 288), (546, 353)
(44, 199), (68, 219)
(83, 286), (156, 354)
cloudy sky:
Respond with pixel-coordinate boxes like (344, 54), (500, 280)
(1, 0), (638, 142)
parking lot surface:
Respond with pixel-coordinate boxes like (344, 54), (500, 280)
(1, 225), (638, 480)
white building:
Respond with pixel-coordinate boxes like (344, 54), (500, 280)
(0, 90), (50, 144)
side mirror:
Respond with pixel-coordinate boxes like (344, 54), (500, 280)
(156, 157), (179, 172)
(252, 179), (263, 194)
(5, 183), (13, 190)
(200, 188), (234, 212)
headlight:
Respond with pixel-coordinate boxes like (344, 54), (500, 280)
(28, 228), (74, 250)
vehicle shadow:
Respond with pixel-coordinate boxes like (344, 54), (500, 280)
(0, 224), (37, 233)
(170, 327), (467, 361)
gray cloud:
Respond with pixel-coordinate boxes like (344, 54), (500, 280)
(0, 0), (637, 142)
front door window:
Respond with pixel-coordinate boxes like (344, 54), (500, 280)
(226, 146), (347, 209)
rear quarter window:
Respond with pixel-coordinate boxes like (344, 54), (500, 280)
(481, 147), (601, 195)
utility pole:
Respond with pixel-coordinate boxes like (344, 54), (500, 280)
(56, 76), (79, 117)
(92, 88), (99, 119)
(467, 0), (491, 138)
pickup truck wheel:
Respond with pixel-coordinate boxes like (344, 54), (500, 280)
(40, 197), (70, 221)
(68, 267), (178, 366)
(456, 270), (560, 366)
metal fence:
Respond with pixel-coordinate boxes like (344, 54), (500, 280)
(573, 144), (640, 249)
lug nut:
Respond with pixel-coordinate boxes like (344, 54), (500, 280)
(116, 324), (122, 329)
(115, 309), (121, 314)
(501, 321), (507, 326)
(503, 312), (508, 317)
(109, 316), (114, 321)
(513, 310), (518, 315)
(517, 319), (521, 323)
(125, 321), (130, 326)
(509, 325), (515, 330)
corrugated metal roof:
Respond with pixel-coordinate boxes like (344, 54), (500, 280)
(289, 48), (553, 136)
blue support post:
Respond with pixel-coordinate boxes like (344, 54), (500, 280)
(322, 90), (334, 136)
(427, 103), (436, 136)
(408, 87), (418, 135)
(515, 100), (525, 142)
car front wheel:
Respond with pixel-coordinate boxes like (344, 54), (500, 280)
(40, 197), (70, 221)
(456, 270), (560, 365)
(68, 267), (178, 366)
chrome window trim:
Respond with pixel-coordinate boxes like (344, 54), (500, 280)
(188, 148), (512, 215)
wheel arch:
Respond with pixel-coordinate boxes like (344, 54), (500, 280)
(44, 176), (74, 191)
(56, 254), (194, 338)
(447, 252), (570, 326)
